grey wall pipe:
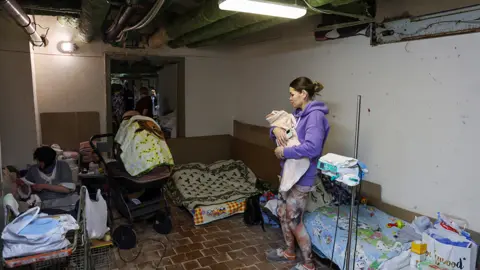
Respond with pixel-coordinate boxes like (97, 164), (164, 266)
(0, 0), (46, 46)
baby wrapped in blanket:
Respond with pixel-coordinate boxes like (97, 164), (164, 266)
(266, 110), (310, 192)
(115, 114), (174, 176)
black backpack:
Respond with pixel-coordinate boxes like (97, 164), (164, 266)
(243, 194), (265, 232)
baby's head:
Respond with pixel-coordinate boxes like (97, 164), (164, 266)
(123, 110), (140, 120)
(266, 111), (295, 128)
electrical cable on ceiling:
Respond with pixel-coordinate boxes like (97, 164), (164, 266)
(31, 14), (50, 46)
(25, 17), (45, 47)
(33, 23), (50, 40)
(301, 0), (372, 21)
(116, 0), (165, 42)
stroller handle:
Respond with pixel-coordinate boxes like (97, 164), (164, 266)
(89, 133), (115, 166)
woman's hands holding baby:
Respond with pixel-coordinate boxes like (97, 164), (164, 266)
(274, 147), (284, 159)
(273, 127), (288, 147)
(273, 127), (287, 159)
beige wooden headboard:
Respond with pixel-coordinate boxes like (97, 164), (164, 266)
(40, 112), (100, 151)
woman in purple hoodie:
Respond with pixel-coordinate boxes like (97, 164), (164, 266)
(267, 77), (330, 270)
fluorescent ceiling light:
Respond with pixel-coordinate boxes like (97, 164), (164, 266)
(219, 0), (307, 19)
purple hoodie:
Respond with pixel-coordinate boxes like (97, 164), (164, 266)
(270, 101), (330, 187)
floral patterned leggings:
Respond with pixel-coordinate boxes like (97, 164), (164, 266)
(277, 186), (312, 265)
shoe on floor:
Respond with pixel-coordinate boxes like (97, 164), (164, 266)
(290, 263), (316, 270)
(266, 248), (297, 263)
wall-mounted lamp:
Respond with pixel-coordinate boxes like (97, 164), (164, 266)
(57, 41), (78, 53)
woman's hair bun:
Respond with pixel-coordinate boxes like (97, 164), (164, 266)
(313, 81), (324, 93)
(289, 77), (324, 98)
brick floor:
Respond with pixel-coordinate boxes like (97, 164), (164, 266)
(111, 205), (330, 270)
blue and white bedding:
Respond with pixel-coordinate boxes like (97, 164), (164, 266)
(304, 205), (410, 270)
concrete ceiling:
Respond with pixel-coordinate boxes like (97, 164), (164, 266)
(13, 0), (478, 48)
(16, 0), (372, 48)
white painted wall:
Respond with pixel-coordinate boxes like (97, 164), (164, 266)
(185, 57), (236, 137)
(0, 15), (38, 168)
(34, 54), (106, 131)
(157, 64), (178, 114)
(233, 33), (480, 232)
(32, 16), (108, 134)
(31, 16), (235, 136)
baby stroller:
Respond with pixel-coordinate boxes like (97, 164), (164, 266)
(89, 133), (172, 225)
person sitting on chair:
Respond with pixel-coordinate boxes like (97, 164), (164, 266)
(18, 146), (79, 216)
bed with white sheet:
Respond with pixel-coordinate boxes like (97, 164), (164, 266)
(304, 204), (410, 269)
(166, 160), (260, 225)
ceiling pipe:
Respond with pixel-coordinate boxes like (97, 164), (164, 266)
(0, 0), (46, 46)
(103, 5), (137, 42)
(116, 0), (165, 42)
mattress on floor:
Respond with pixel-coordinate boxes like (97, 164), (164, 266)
(304, 205), (411, 270)
(166, 160), (259, 225)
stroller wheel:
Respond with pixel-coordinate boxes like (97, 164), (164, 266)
(153, 211), (172, 235)
(112, 224), (137, 250)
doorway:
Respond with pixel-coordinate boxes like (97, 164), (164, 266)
(105, 54), (185, 138)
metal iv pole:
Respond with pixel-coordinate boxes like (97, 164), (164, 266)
(344, 95), (362, 270)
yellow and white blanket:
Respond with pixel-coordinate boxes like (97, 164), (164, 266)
(115, 116), (174, 176)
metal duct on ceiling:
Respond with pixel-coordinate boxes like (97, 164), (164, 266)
(168, 13), (275, 48)
(0, 0), (46, 46)
(165, 0), (236, 39)
(187, 18), (286, 47)
(77, 0), (110, 43)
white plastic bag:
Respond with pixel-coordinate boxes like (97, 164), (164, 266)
(84, 189), (109, 239)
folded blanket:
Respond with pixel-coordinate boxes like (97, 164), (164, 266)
(266, 110), (310, 192)
(2, 207), (78, 258)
